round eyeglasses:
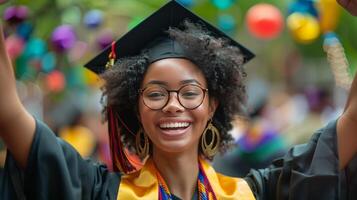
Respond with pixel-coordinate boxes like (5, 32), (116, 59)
(139, 84), (208, 110)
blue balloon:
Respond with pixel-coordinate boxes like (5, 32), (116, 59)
(83, 10), (103, 29)
(24, 38), (47, 58)
(288, 1), (318, 17)
(218, 14), (236, 32)
(16, 22), (33, 41)
(177, 0), (194, 7)
(211, 0), (235, 10)
(41, 52), (56, 73)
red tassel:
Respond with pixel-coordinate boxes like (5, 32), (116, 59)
(107, 106), (136, 173)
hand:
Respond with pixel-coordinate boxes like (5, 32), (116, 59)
(337, 0), (357, 16)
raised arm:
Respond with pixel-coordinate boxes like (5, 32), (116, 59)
(0, 24), (35, 168)
(335, 0), (357, 169)
(337, 75), (357, 169)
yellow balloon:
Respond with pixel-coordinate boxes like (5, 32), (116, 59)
(317, 0), (341, 32)
(84, 68), (102, 87)
(60, 126), (96, 158)
(287, 13), (320, 44)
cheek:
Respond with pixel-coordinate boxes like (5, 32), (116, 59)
(192, 99), (211, 123)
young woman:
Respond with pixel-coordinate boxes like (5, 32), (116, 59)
(1, 1), (357, 199)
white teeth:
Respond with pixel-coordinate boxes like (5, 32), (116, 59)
(160, 122), (190, 129)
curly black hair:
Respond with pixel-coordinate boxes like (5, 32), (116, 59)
(101, 20), (247, 157)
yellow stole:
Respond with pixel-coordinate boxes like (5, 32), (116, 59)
(117, 158), (256, 200)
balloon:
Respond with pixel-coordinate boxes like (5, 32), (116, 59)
(5, 35), (25, 60)
(41, 52), (56, 73)
(51, 25), (77, 52)
(218, 14), (236, 32)
(3, 5), (29, 24)
(287, 1), (318, 17)
(317, 0), (341, 32)
(177, 0), (194, 7)
(16, 22), (33, 41)
(287, 12), (320, 44)
(246, 4), (284, 39)
(211, 0), (235, 10)
(83, 10), (103, 29)
(59, 125), (96, 157)
(23, 38), (46, 58)
(84, 69), (100, 87)
(46, 70), (66, 92)
(96, 30), (114, 50)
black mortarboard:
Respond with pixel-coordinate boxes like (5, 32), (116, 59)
(84, 0), (254, 74)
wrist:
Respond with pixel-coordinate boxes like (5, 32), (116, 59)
(337, 113), (357, 169)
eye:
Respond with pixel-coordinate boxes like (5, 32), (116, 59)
(180, 86), (202, 99)
(147, 91), (166, 99)
(143, 87), (168, 100)
(181, 91), (200, 98)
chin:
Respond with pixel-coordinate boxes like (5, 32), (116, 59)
(154, 140), (195, 154)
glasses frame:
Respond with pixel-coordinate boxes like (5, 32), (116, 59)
(139, 84), (208, 110)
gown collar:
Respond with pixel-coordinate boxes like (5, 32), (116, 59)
(117, 158), (256, 200)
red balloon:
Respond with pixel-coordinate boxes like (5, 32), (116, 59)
(246, 4), (284, 39)
(5, 35), (25, 59)
(46, 70), (66, 92)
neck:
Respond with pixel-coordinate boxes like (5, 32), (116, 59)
(152, 147), (199, 200)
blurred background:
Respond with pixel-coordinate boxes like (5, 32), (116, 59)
(0, 0), (356, 176)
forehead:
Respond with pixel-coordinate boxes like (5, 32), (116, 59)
(141, 58), (207, 87)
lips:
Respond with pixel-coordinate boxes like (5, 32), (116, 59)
(159, 122), (190, 129)
(157, 120), (192, 138)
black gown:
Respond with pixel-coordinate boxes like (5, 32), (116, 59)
(0, 119), (356, 200)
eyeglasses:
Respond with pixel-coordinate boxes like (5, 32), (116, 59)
(139, 84), (208, 110)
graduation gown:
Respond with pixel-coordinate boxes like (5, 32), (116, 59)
(0, 119), (356, 200)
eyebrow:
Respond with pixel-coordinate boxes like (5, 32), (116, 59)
(145, 79), (202, 86)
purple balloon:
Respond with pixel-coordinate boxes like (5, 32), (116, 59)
(51, 25), (77, 52)
(96, 30), (114, 50)
(3, 5), (29, 23)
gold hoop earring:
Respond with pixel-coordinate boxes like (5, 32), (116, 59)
(135, 128), (149, 159)
(201, 121), (220, 158)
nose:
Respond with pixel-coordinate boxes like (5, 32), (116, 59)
(162, 92), (185, 113)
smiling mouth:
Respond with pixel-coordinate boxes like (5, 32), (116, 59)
(159, 122), (190, 129)
(158, 122), (191, 137)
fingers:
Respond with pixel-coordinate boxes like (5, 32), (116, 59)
(337, 0), (350, 7)
(337, 0), (357, 16)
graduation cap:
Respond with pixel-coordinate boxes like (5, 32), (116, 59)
(84, 0), (254, 74)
